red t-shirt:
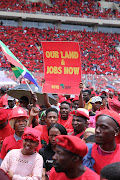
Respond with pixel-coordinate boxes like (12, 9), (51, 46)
(0, 123), (14, 142)
(92, 143), (120, 174)
(71, 131), (85, 139)
(49, 167), (100, 180)
(35, 124), (48, 147)
(115, 133), (120, 144)
(1, 134), (23, 159)
(58, 115), (73, 133)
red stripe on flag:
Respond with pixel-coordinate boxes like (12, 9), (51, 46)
(1, 47), (23, 69)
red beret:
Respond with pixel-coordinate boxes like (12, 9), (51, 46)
(72, 96), (79, 102)
(55, 135), (88, 157)
(71, 108), (90, 119)
(96, 109), (120, 127)
(109, 99), (120, 113)
(22, 127), (41, 142)
(0, 109), (8, 124)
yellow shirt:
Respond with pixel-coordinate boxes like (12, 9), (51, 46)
(84, 99), (92, 110)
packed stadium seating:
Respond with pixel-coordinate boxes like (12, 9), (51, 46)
(0, 0), (120, 20)
(0, 25), (120, 76)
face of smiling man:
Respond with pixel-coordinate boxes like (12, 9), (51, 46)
(60, 103), (70, 120)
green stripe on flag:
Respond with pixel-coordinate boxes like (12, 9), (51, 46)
(10, 64), (24, 78)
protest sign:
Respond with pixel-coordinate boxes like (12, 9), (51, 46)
(42, 41), (81, 94)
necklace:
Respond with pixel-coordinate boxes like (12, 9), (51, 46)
(99, 145), (115, 153)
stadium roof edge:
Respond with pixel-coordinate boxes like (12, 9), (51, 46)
(0, 11), (120, 27)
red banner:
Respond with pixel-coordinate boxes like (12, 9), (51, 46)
(42, 41), (81, 95)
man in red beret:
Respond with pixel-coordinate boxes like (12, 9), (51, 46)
(108, 98), (120, 114)
(84, 109), (120, 174)
(49, 135), (99, 179)
(71, 108), (89, 139)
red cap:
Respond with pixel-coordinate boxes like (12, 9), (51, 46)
(58, 94), (63, 99)
(9, 107), (29, 120)
(59, 97), (66, 103)
(90, 87), (94, 90)
(96, 109), (120, 127)
(22, 127), (41, 142)
(108, 88), (114, 92)
(55, 135), (88, 157)
(72, 96), (79, 102)
(91, 91), (96, 95)
(71, 108), (90, 119)
(0, 109), (8, 124)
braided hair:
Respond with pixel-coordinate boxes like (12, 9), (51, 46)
(48, 123), (67, 135)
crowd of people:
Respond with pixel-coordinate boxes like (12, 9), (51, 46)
(0, 0), (120, 179)
(0, 83), (120, 179)
(0, 26), (120, 77)
(0, 0), (120, 20)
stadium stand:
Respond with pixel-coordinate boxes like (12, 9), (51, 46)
(0, 0), (120, 19)
(0, 26), (120, 76)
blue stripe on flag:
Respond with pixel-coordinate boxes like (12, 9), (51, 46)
(24, 72), (39, 88)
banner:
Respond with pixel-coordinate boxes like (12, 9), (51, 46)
(42, 41), (81, 95)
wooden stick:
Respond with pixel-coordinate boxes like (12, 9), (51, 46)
(24, 78), (34, 94)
